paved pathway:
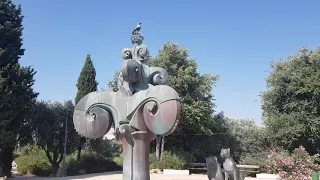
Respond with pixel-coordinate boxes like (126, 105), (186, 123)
(9, 170), (208, 180)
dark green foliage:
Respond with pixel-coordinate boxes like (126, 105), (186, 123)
(75, 54), (98, 104)
(240, 152), (269, 173)
(112, 153), (123, 167)
(149, 42), (219, 155)
(27, 101), (77, 175)
(158, 113), (234, 163)
(226, 119), (269, 160)
(74, 54), (99, 160)
(0, 147), (14, 176)
(107, 71), (120, 92)
(0, 0), (38, 175)
(114, 151), (186, 170)
(211, 111), (229, 133)
(66, 154), (121, 176)
(171, 114), (268, 163)
(108, 42), (219, 135)
(14, 144), (51, 176)
(0, 0), (24, 67)
(261, 47), (320, 154)
(150, 42), (219, 136)
(108, 41), (220, 161)
(85, 139), (122, 159)
(149, 151), (185, 170)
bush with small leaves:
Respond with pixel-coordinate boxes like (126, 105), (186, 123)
(14, 145), (51, 176)
(240, 152), (269, 173)
(149, 151), (185, 170)
(113, 153), (123, 167)
(66, 154), (121, 176)
(113, 151), (186, 170)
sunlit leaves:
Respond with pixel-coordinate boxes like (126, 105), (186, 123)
(261, 47), (320, 154)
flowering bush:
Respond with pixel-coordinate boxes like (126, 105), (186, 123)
(266, 146), (320, 180)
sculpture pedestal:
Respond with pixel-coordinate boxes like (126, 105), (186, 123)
(122, 131), (153, 180)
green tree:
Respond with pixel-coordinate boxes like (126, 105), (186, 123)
(75, 54), (99, 103)
(0, 0), (38, 175)
(261, 47), (320, 154)
(75, 54), (99, 160)
(108, 42), (219, 160)
(150, 42), (219, 158)
(107, 71), (119, 92)
(29, 100), (77, 175)
(226, 119), (269, 160)
(85, 139), (122, 159)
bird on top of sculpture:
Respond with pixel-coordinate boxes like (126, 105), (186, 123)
(73, 23), (181, 180)
(118, 23), (168, 98)
(132, 22), (142, 35)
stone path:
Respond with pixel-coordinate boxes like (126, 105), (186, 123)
(9, 170), (208, 180)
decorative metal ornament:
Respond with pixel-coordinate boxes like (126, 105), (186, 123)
(73, 23), (181, 180)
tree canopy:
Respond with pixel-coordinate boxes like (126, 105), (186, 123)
(108, 41), (220, 155)
(108, 41), (219, 135)
(28, 100), (77, 175)
(75, 54), (99, 104)
(0, 0), (38, 175)
(74, 54), (99, 160)
(261, 47), (320, 154)
(226, 118), (268, 159)
(149, 42), (219, 135)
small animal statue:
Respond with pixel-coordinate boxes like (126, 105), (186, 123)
(220, 148), (240, 180)
(206, 156), (224, 180)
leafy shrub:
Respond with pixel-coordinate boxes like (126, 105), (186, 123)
(66, 154), (121, 176)
(240, 152), (269, 173)
(85, 139), (122, 159)
(266, 146), (320, 180)
(14, 145), (51, 176)
(179, 151), (195, 165)
(113, 151), (186, 170)
(32, 162), (51, 177)
(113, 153), (123, 167)
(149, 151), (185, 170)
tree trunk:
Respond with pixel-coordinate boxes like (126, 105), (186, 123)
(155, 135), (161, 161)
(77, 137), (86, 160)
(51, 162), (59, 176)
(160, 135), (165, 160)
(77, 146), (81, 160)
(2, 147), (13, 176)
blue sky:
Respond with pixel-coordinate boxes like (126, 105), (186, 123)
(14, 0), (320, 125)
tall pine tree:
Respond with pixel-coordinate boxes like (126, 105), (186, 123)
(75, 54), (98, 159)
(0, 0), (38, 175)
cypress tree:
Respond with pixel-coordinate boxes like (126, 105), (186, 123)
(0, 0), (38, 175)
(75, 54), (98, 159)
(75, 54), (98, 104)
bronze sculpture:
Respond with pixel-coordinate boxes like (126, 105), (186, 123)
(220, 148), (240, 180)
(206, 156), (224, 180)
(73, 23), (181, 180)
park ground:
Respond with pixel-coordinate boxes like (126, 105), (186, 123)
(9, 168), (207, 180)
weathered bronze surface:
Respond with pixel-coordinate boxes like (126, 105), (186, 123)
(73, 23), (181, 180)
